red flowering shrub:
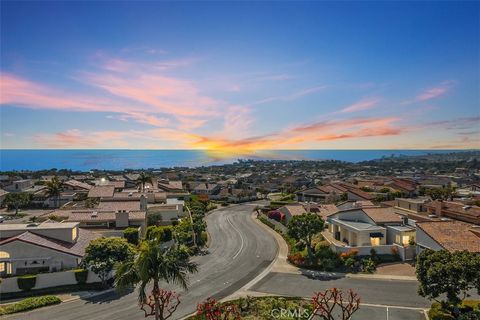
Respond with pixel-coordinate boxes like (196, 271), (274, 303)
(287, 253), (305, 266)
(196, 297), (241, 320)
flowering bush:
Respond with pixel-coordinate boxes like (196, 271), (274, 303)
(196, 297), (240, 320)
(340, 249), (358, 259)
(287, 253), (306, 266)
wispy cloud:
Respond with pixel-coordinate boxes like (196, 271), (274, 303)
(402, 80), (456, 105)
(339, 97), (381, 113)
(249, 85), (327, 106)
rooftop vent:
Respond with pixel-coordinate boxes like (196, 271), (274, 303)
(91, 211), (98, 218)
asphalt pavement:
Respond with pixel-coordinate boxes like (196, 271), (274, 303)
(9, 204), (278, 320)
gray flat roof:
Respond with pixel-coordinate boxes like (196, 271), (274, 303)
(329, 218), (384, 231)
(387, 225), (416, 232)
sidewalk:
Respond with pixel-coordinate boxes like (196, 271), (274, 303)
(0, 288), (115, 306)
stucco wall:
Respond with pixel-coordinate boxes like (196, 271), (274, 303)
(416, 227), (443, 254)
(0, 269), (102, 293)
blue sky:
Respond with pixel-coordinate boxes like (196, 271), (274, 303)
(1, 1), (478, 153)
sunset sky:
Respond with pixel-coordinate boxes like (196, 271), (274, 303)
(1, 1), (479, 154)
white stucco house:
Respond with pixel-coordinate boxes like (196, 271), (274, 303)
(0, 221), (99, 276)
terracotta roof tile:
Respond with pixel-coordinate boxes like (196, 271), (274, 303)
(416, 220), (480, 252)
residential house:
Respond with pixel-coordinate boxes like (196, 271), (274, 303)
(278, 204), (307, 223)
(44, 208), (147, 236)
(4, 179), (35, 192)
(87, 185), (115, 199)
(426, 200), (480, 225)
(63, 179), (92, 192)
(416, 220), (480, 254)
(157, 180), (183, 192)
(0, 222), (99, 276)
(326, 206), (415, 259)
(0, 189), (9, 206)
(393, 198), (432, 222)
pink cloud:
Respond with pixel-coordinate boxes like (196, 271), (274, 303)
(339, 97), (381, 113)
(417, 83), (451, 101)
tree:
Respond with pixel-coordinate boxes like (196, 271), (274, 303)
(287, 213), (324, 261)
(115, 239), (198, 320)
(83, 237), (136, 287)
(139, 289), (181, 320)
(3, 192), (31, 216)
(45, 176), (63, 208)
(416, 250), (480, 307)
(136, 172), (153, 193)
(311, 288), (361, 320)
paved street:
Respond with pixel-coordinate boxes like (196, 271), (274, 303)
(9, 204), (278, 320)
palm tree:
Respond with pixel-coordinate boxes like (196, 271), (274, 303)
(115, 239), (198, 320)
(45, 176), (63, 208)
(136, 172), (153, 192)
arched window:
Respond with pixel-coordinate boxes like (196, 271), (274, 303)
(0, 251), (10, 259)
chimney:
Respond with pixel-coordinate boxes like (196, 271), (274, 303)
(435, 200), (444, 217)
(140, 195), (147, 211)
(115, 210), (129, 228)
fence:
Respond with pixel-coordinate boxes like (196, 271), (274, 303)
(0, 269), (102, 294)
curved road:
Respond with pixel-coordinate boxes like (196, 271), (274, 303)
(12, 204), (278, 320)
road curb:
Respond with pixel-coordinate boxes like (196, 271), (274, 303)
(60, 288), (116, 303)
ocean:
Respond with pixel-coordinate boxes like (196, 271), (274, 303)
(0, 149), (467, 171)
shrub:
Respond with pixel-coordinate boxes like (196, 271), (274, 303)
(0, 295), (61, 315)
(462, 300), (480, 310)
(287, 253), (305, 266)
(147, 212), (163, 226)
(458, 310), (480, 320)
(361, 258), (376, 273)
(17, 275), (37, 291)
(200, 231), (208, 244)
(74, 269), (89, 285)
(391, 246), (401, 259)
(123, 227), (139, 245)
(340, 249), (358, 259)
(428, 303), (455, 320)
(145, 226), (173, 242)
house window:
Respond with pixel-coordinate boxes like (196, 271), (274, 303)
(370, 237), (381, 246)
(0, 251), (10, 259)
(72, 227), (78, 241)
(402, 235), (410, 245)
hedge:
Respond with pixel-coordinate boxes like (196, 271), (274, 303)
(74, 269), (89, 285)
(123, 227), (139, 245)
(146, 226), (173, 242)
(0, 295), (61, 315)
(17, 275), (37, 291)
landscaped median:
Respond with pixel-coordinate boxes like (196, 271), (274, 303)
(186, 289), (361, 320)
(0, 295), (61, 316)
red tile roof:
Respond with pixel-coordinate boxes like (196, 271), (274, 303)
(362, 207), (403, 224)
(88, 185), (115, 198)
(0, 228), (99, 257)
(416, 220), (480, 252)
